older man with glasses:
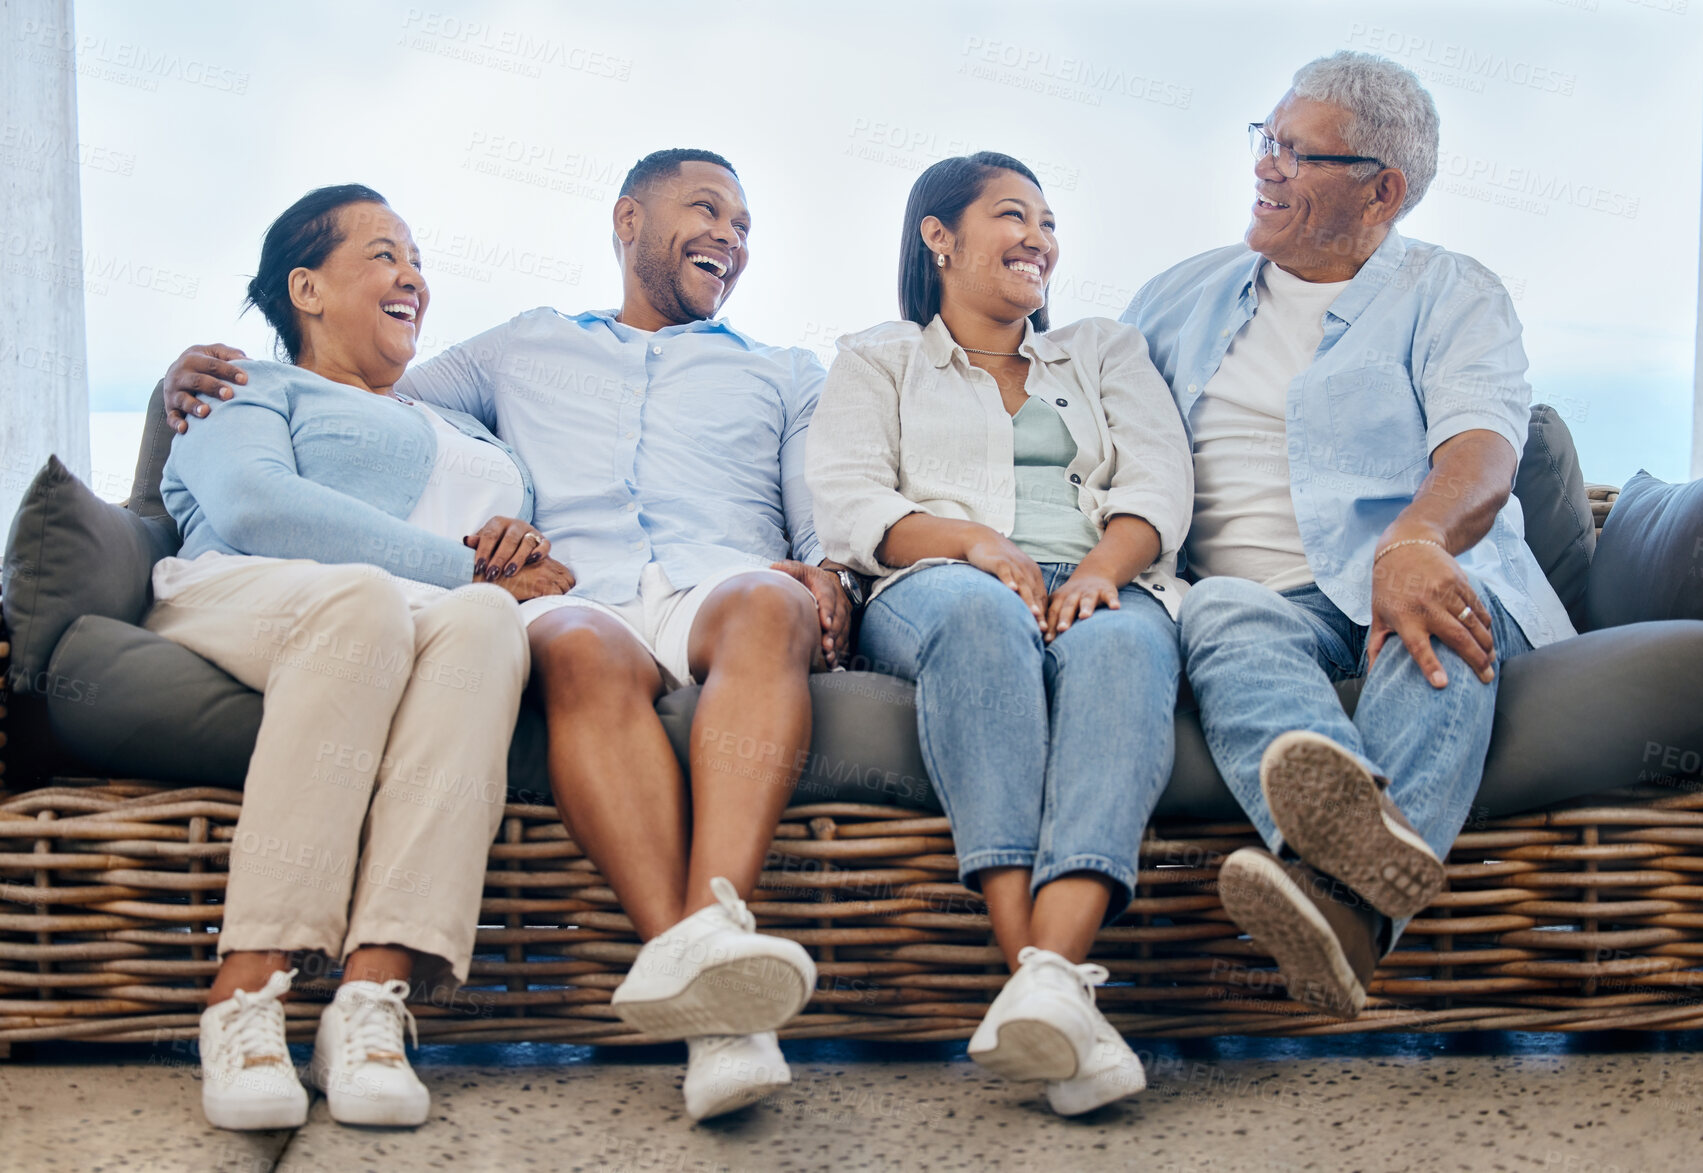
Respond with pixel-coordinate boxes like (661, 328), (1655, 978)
(1123, 51), (1575, 1018)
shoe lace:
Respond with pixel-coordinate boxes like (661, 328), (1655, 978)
(219, 967), (295, 1068)
(342, 980), (418, 1066)
(1016, 946), (1110, 1006)
(709, 876), (757, 933)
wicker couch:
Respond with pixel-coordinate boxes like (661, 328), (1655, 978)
(4, 437), (1703, 1050)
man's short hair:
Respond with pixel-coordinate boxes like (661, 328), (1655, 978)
(618, 148), (739, 201)
(1291, 51), (1439, 220)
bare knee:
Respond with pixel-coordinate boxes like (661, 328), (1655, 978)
(699, 575), (818, 667)
(532, 614), (660, 704)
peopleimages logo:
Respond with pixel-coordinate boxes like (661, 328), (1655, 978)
(1346, 25), (1577, 96)
(958, 36), (1193, 109)
(1435, 150), (1639, 219)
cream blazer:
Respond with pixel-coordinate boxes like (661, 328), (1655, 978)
(806, 314), (1193, 618)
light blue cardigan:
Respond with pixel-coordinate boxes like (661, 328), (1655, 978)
(162, 360), (537, 590)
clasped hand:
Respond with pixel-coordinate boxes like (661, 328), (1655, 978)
(961, 531), (1123, 643)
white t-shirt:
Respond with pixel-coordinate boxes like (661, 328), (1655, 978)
(1186, 262), (1349, 591)
(403, 399), (527, 541)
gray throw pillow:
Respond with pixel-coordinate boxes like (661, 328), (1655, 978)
(1514, 404), (1595, 628)
(2, 456), (179, 694)
(1583, 471), (1703, 631)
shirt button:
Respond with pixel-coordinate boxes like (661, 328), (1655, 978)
(1187, 383), (1198, 393)
(625, 502), (637, 512)
(1153, 583), (1165, 591)
(625, 431), (636, 440)
(651, 345), (662, 355)
(1221, 329), (1230, 337)
(1054, 397), (1068, 407)
(1069, 473), (1082, 485)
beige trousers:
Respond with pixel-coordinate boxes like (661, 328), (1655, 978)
(144, 554), (529, 987)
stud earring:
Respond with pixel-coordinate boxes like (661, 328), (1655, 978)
(935, 252), (946, 268)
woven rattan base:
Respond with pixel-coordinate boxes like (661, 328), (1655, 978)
(6, 777), (1703, 1047)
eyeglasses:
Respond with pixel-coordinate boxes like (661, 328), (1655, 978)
(1248, 123), (1384, 179)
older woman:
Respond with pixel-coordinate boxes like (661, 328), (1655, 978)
(145, 185), (570, 1130)
(807, 153), (1192, 1116)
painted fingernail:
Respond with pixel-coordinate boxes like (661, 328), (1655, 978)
(527, 551), (542, 564)
(474, 559), (487, 575)
(505, 563), (519, 577)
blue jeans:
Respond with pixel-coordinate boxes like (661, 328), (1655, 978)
(857, 562), (1181, 913)
(1177, 575), (1532, 945)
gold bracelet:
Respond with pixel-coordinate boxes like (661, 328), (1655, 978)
(1374, 537), (1449, 564)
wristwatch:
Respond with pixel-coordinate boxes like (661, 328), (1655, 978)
(833, 568), (868, 610)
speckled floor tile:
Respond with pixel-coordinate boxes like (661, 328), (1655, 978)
(4, 1036), (1702, 1172)
(0, 1047), (289, 1173)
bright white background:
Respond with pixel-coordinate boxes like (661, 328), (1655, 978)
(72, 0), (1702, 496)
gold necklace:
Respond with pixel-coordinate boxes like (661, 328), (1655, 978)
(961, 346), (1022, 357)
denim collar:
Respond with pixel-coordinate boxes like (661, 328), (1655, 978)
(568, 307), (758, 350)
(920, 314), (1070, 369)
(1235, 229), (1409, 325)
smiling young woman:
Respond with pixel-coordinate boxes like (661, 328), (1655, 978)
(807, 151), (1195, 1117)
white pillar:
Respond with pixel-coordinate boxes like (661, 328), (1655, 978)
(1, 0), (91, 525)
(1694, 122), (1703, 481)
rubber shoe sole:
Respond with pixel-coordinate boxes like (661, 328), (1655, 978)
(202, 1083), (307, 1131)
(1217, 849), (1366, 1020)
(688, 1069), (790, 1122)
(969, 1018), (1084, 1082)
(1261, 731), (1446, 921)
(613, 955), (813, 1040)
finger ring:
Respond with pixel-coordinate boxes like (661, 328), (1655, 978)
(1457, 606), (1473, 623)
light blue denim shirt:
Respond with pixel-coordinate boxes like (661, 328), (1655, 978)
(397, 307), (826, 605)
(1123, 230), (1575, 649)
(164, 360), (535, 590)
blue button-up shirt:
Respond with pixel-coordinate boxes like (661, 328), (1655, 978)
(1123, 230), (1574, 649)
(398, 307), (825, 604)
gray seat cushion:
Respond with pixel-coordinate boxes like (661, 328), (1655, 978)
(49, 615), (1703, 822)
(37, 392), (1696, 823)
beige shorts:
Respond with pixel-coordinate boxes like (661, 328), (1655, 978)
(518, 562), (804, 690)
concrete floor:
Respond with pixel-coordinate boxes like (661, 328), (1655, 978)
(2, 1034), (1700, 1173)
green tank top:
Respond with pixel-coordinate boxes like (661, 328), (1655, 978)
(1009, 397), (1100, 565)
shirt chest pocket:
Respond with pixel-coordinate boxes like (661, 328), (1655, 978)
(1321, 369), (1429, 480)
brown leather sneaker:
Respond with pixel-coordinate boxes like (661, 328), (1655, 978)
(1216, 847), (1380, 1019)
(1259, 730), (1447, 921)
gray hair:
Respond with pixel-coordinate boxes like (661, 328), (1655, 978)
(1290, 51), (1438, 220)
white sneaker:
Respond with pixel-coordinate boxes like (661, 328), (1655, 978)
(683, 1031), (792, 1121)
(307, 979), (430, 1126)
(199, 968), (308, 1131)
(1045, 1006), (1146, 1116)
(967, 947), (1104, 1083)
(611, 877), (817, 1040)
